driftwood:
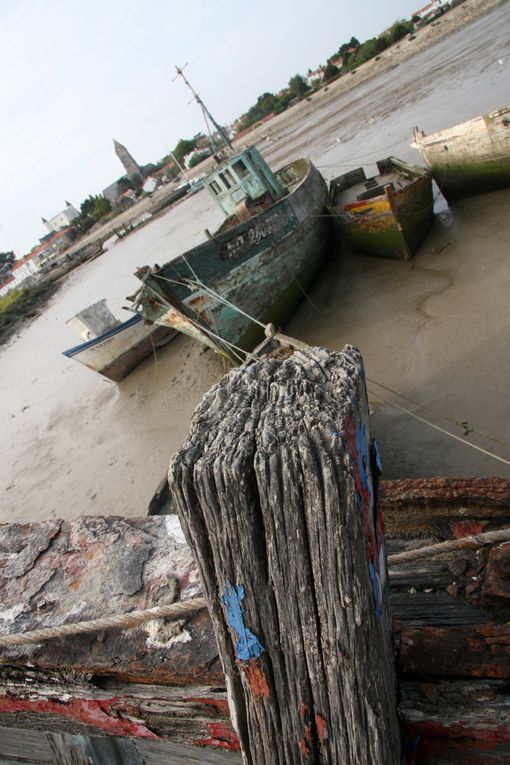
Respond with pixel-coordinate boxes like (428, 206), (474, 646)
(169, 346), (401, 764)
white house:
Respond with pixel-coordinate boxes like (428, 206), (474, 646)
(0, 253), (39, 297)
(42, 201), (79, 233)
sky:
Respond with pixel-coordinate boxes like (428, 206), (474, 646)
(0, 0), (423, 255)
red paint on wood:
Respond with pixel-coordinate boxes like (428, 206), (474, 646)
(299, 701), (308, 719)
(0, 696), (158, 739)
(186, 696), (230, 714)
(299, 725), (312, 756)
(400, 625), (510, 678)
(452, 520), (488, 538)
(315, 713), (327, 743)
(405, 719), (510, 749)
(195, 722), (241, 751)
(242, 659), (270, 701)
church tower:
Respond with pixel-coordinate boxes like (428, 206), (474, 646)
(113, 139), (143, 181)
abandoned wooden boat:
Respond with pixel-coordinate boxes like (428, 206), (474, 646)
(62, 299), (177, 382)
(411, 104), (510, 202)
(131, 146), (330, 359)
(328, 157), (434, 260)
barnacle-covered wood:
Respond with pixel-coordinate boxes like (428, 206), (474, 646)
(169, 346), (400, 765)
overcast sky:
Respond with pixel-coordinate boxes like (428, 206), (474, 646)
(1, 0), (422, 254)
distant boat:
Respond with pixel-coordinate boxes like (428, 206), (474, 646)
(131, 146), (330, 359)
(63, 299), (177, 382)
(328, 157), (433, 259)
(411, 105), (510, 202)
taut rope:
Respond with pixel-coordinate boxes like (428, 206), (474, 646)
(0, 528), (509, 649)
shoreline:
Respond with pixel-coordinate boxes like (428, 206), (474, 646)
(233, 0), (507, 149)
(30, 0), (505, 278)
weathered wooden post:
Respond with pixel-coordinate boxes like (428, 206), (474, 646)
(169, 345), (401, 764)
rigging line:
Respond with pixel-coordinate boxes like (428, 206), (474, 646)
(155, 272), (267, 331)
(367, 377), (510, 451)
(293, 275), (320, 312)
(147, 274), (245, 361)
(368, 388), (510, 468)
(185, 320), (248, 363)
(185, 280), (267, 330)
(313, 138), (405, 166)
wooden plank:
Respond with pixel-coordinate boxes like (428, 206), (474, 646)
(0, 475), (508, 759)
(169, 346), (401, 764)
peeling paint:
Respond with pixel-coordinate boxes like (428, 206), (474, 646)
(0, 603), (25, 623)
(195, 721), (241, 751)
(145, 617), (192, 649)
(0, 696), (158, 739)
(221, 580), (264, 661)
(242, 659), (270, 701)
(165, 515), (187, 545)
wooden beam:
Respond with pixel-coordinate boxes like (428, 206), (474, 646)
(0, 474), (509, 760)
(170, 346), (401, 764)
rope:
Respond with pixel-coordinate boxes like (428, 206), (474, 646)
(154, 272), (267, 331)
(368, 377), (510, 451)
(368, 389), (510, 468)
(1, 527), (510, 649)
(387, 528), (510, 565)
(0, 598), (207, 649)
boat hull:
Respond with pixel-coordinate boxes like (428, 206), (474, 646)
(63, 315), (177, 381)
(412, 105), (510, 202)
(329, 160), (433, 260)
(135, 160), (330, 357)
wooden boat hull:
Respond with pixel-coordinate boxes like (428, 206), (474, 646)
(329, 158), (434, 260)
(63, 315), (177, 381)
(134, 159), (330, 358)
(411, 105), (510, 202)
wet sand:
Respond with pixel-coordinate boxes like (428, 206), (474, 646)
(1, 1), (509, 523)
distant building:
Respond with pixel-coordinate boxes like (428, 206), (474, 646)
(42, 201), (79, 234)
(103, 178), (123, 203)
(412, 0), (447, 23)
(306, 66), (325, 87)
(113, 139), (143, 181)
(30, 229), (74, 270)
(0, 252), (40, 297)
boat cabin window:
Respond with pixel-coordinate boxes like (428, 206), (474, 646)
(220, 169), (236, 189)
(232, 158), (250, 179)
(209, 180), (223, 196)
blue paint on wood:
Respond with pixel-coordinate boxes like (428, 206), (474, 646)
(356, 423), (369, 491)
(368, 561), (383, 617)
(221, 581), (265, 661)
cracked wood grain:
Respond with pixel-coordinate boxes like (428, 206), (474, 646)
(169, 346), (400, 764)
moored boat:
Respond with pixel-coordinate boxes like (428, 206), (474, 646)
(131, 146), (330, 359)
(411, 104), (510, 202)
(63, 299), (177, 381)
(328, 157), (433, 260)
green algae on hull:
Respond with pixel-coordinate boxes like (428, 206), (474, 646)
(412, 105), (510, 203)
(133, 152), (330, 360)
(328, 157), (434, 260)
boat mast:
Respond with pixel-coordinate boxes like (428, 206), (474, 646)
(174, 65), (234, 152)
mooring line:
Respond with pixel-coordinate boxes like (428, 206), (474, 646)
(2, 528), (510, 649)
(369, 388), (510, 467)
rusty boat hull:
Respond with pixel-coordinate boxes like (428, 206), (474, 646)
(411, 104), (510, 203)
(133, 158), (330, 358)
(328, 157), (434, 260)
(63, 315), (177, 382)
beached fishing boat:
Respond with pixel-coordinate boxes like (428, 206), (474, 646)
(62, 300), (177, 381)
(328, 157), (433, 260)
(131, 146), (330, 359)
(411, 104), (510, 202)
